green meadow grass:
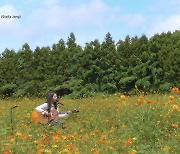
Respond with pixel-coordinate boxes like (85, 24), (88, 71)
(0, 93), (179, 154)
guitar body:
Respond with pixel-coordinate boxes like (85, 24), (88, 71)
(31, 109), (79, 124)
(31, 109), (59, 124)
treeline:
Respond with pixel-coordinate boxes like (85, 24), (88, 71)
(0, 31), (180, 98)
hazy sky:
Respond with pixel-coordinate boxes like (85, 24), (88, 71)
(0, 0), (180, 53)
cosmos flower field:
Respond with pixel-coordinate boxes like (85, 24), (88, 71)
(0, 89), (179, 153)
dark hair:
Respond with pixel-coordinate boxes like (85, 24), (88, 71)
(46, 91), (57, 112)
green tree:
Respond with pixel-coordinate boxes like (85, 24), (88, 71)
(0, 49), (18, 96)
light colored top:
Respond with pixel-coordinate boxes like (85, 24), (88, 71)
(35, 103), (59, 114)
(35, 103), (68, 118)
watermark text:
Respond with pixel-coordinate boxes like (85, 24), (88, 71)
(1, 14), (21, 19)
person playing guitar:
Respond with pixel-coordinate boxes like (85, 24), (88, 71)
(34, 91), (78, 127)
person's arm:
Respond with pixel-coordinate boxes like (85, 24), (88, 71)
(35, 103), (48, 115)
(57, 108), (67, 117)
(59, 113), (69, 118)
(58, 111), (72, 118)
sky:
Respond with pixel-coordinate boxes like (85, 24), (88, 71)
(0, 0), (180, 53)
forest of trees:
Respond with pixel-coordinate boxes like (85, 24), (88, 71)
(0, 30), (180, 98)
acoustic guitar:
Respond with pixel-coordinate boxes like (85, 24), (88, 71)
(31, 109), (79, 124)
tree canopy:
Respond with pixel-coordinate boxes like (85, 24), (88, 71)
(0, 31), (179, 98)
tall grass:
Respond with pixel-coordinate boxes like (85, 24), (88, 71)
(0, 93), (179, 153)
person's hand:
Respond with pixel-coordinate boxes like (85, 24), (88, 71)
(44, 111), (52, 117)
(43, 111), (48, 116)
(67, 111), (72, 114)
